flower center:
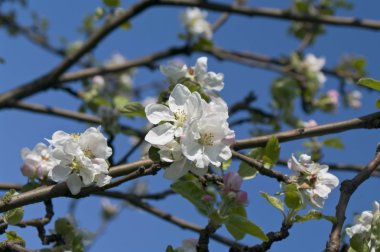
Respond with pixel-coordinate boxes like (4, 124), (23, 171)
(83, 148), (95, 159)
(187, 67), (195, 76)
(199, 132), (214, 146)
(174, 110), (187, 127)
(70, 133), (81, 141)
(70, 158), (82, 172)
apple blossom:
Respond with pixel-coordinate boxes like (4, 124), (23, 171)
(222, 171), (249, 205)
(347, 90), (362, 109)
(177, 238), (197, 252)
(303, 119), (318, 128)
(20, 143), (59, 179)
(181, 7), (212, 40)
(302, 53), (326, 86)
(182, 113), (234, 169)
(160, 57), (224, 92)
(145, 84), (203, 145)
(288, 154), (339, 208)
(48, 127), (112, 195)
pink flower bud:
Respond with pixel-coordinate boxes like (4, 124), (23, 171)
(235, 191), (249, 205)
(202, 194), (214, 203)
(303, 119), (317, 128)
(223, 172), (242, 193)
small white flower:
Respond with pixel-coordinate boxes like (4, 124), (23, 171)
(182, 114), (234, 169)
(160, 57), (224, 92)
(288, 154), (339, 208)
(303, 53), (326, 86)
(177, 238), (198, 252)
(346, 201), (380, 238)
(48, 127), (112, 195)
(20, 143), (59, 179)
(145, 84), (203, 145)
(181, 7), (212, 40)
(347, 90), (362, 109)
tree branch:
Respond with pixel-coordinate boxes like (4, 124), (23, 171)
(325, 147), (380, 252)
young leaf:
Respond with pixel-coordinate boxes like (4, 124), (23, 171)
(260, 192), (284, 214)
(358, 78), (380, 91)
(284, 190), (303, 210)
(113, 95), (129, 110)
(349, 233), (369, 252)
(323, 138), (344, 149)
(3, 207), (24, 225)
(5, 231), (25, 247)
(221, 159), (232, 171)
(171, 180), (208, 215)
(263, 136), (280, 167)
(225, 221), (246, 241)
(103, 0), (120, 7)
(148, 146), (161, 162)
(225, 214), (268, 241)
(238, 148), (263, 179)
(376, 99), (380, 109)
(121, 102), (146, 117)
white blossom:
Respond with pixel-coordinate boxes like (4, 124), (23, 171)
(20, 143), (59, 179)
(48, 127), (112, 195)
(145, 84), (203, 145)
(346, 201), (380, 238)
(181, 7), (212, 40)
(347, 90), (362, 109)
(160, 57), (224, 93)
(181, 113), (234, 169)
(302, 53), (326, 86)
(288, 154), (339, 208)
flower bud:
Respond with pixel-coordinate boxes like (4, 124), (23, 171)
(223, 171), (242, 193)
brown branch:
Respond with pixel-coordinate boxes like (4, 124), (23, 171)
(277, 159), (380, 177)
(9, 101), (145, 137)
(232, 150), (291, 183)
(233, 110), (380, 150)
(0, 159), (153, 213)
(230, 223), (292, 252)
(325, 148), (380, 252)
(96, 191), (243, 248)
(0, 0), (156, 108)
(156, 0), (380, 30)
(197, 223), (219, 252)
(0, 241), (36, 252)
(0, 12), (65, 57)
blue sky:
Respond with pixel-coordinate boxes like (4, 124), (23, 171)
(1, 0), (380, 251)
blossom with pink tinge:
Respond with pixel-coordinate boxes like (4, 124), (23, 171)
(347, 90), (362, 109)
(223, 171), (243, 193)
(303, 119), (318, 128)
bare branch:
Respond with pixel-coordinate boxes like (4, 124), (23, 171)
(325, 148), (380, 252)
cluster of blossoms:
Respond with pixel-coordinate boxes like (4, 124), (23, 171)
(174, 238), (197, 252)
(160, 57), (224, 94)
(180, 7), (212, 41)
(145, 57), (234, 180)
(317, 89), (340, 113)
(346, 201), (380, 251)
(20, 127), (112, 195)
(287, 154), (339, 208)
(301, 53), (327, 87)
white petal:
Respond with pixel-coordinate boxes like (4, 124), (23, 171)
(66, 174), (82, 195)
(163, 158), (191, 180)
(202, 72), (224, 91)
(145, 123), (175, 145)
(50, 165), (71, 182)
(168, 84), (191, 112)
(318, 172), (339, 188)
(95, 174), (112, 187)
(145, 104), (175, 124)
(80, 166), (95, 186)
(194, 57), (208, 79)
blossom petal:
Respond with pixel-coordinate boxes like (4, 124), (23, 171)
(145, 123), (175, 145)
(66, 174), (82, 195)
(194, 57), (208, 78)
(50, 165), (71, 182)
(168, 84), (191, 112)
(163, 158), (191, 180)
(145, 104), (175, 124)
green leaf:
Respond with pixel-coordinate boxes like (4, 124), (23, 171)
(121, 102), (145, 117)
(376, 100), (380, 109)
(358, 78), (380, 91)
(113, 95), (129, 110)
(221, 159), (232, 171)
(5, 231), (25, 247)
(238, 149), (263, 180)
(225, 221), (246, 241)
(91, 97), (112, 107)
(260, 192), (284, 213)
(294, 210), (322, 222)
(4, 207), (24, 225)
(103, 0), (120, 7)
(263, 136), (280, 167)
(284, 190), (303, 210)
(350, 233), (370, 252)
(148, 146), (161, 162)
(323, 138), (344, 149)
(171, 180), (208, 215)
(165, 245), (175, 252)
(225, 214), (268, 241)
